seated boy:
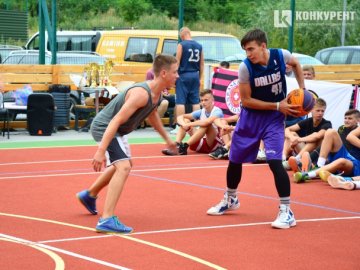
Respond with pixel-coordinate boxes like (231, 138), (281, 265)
(162, 89), (223, 155)
(283, 98), (332, 171)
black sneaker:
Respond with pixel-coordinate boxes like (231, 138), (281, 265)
(209, 146), (228, 159)
(178, 142), (189, 155)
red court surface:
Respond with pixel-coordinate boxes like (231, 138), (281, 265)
(0, 144), (359, 270)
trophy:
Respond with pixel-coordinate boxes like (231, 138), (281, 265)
(99, 65), (105, 87)
(104, 59), (114, 86)
(84, 66), (91, 86)
(89, 63), (99, 87)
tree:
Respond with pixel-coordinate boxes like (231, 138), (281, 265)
(116, 0), (152, 25)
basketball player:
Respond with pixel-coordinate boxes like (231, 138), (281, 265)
(175, 27), (204, 119)
(207, 29), (305, 229)
(76, 55), (178, 234)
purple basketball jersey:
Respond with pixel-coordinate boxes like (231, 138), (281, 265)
(229, 108), (285, 163)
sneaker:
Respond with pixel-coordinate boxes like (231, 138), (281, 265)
(282, 160), (291, 170)
(209, 146), (229, 159)
(327, 175), (355, 190)
(293, 172), (310, 183)
(178, 142), (189, 155)
(161, 142), (184, 156)
(96, 216), (133, 234)
(170, 125), (179, 135)
(256, 149), (266, 161)
(271, 204), (296, 229)
(318, 170), (331, 181)
(76, 190), (97, 215)
(207, 193), (240, 215)
(301, 151), (312, 172)
(162, 148), (177, 155)
(288, 156), (301, 172)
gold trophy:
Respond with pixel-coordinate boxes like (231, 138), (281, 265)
(99, 65), (105, 87)
(83, 66), (91, 87)
(104, 59), (114, 86)
(89, 63), (99, 87)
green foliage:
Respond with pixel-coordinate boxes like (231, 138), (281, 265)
(116, 0), (153, 25)
(2, 0), (359, 57)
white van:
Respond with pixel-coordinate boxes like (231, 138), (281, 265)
(25, 30), (102, 52)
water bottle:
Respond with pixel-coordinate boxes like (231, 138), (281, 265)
(80, 92), (85, 105)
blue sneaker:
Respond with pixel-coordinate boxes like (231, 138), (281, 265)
(271, 204), (296, 229)
(76, 190), (97, 215)
(207, 193), (240, 215)
(96, 216), (133, 234)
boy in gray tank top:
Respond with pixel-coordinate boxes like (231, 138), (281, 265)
(77, 54), (178, 233)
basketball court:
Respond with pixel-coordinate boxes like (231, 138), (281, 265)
(0, 143), (359, 269)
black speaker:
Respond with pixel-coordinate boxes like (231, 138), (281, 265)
(27, 93), (55, 136)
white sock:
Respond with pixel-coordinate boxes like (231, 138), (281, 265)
(317, 157), (326, 167)
(295, 155), (301, 162)
(308, 171), (317, 178)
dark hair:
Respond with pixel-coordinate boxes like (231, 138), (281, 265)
(220, 61), (230, 69)
(345, 109), (360, 118)
(200, 89), (213, 97)
(241, 28), (267, 48)
(153, 54), (177, 76)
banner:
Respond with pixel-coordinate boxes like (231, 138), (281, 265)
(211, 68), (353, 129)
(211, 67), (240, 117)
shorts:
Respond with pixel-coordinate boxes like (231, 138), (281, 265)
(190, 137), (222, 153)
(92, 130), (131, 167)
(229, 109), (285, 163)
(175, 72), (200, 105)
(329, 145), (360, 176)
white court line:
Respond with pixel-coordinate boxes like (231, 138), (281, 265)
(0, 163), (266, 180)
(0, 233), (131, 270)
(39, 216), (360, 244)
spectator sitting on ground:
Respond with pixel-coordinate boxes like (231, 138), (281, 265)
(292, 124), (360, 183)
(162, 89), (224, 155)
(208, 114), (239, 159)
(306, 109), (360, 169)
(283, 98), (332, 171)
(323, 125), (360, 190)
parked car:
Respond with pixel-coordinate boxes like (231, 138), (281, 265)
(2, 50), (106, 65)
(0, 45), (23, 63)
(315, 46), (360, 64)
(292, 52), (324, 65)
(2, 50), (107, 119)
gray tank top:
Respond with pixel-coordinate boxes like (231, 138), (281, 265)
(90, 82), (158, 141)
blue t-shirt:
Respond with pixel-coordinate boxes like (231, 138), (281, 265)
(243, 49), (287, 103)
(178, 40), (202, 74)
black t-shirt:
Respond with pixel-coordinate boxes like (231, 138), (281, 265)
(338, 125), (360, 160)
(297, 117), (332, 137)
